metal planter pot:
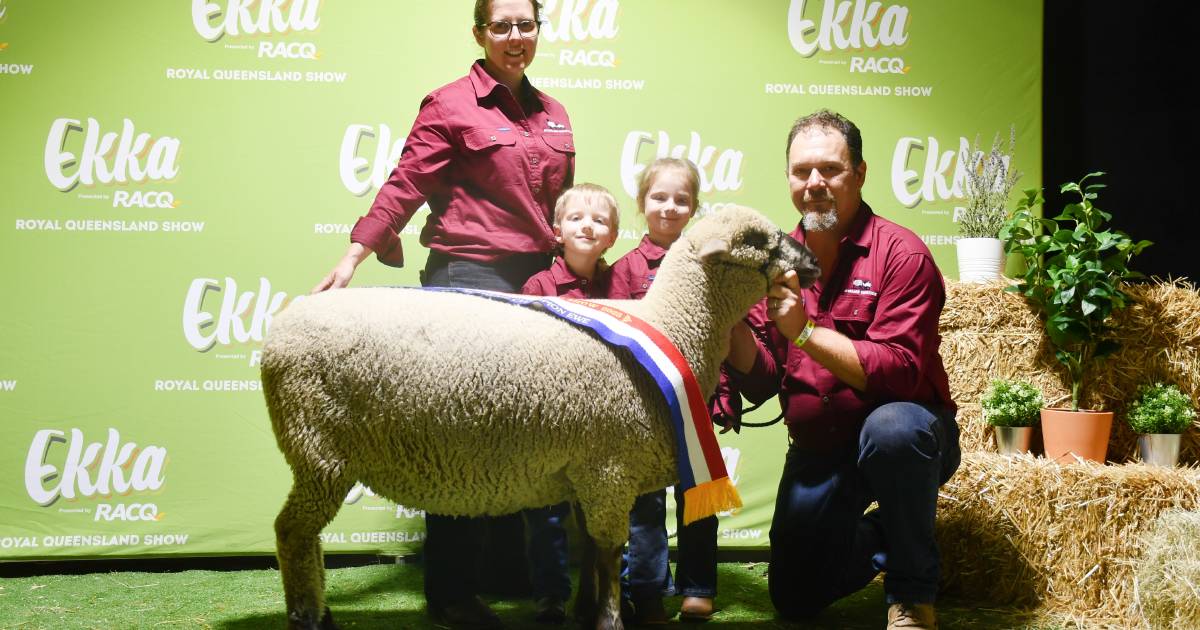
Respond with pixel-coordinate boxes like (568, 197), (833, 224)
(993, 425), (1034, 455)
(1138, 433), (1182, 467)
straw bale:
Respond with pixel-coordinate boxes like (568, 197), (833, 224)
(936, 452), (1200, 624)
(1134, 510), (1200, 630)
(941, 279), (1200, 463)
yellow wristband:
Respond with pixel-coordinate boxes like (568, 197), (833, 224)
(793, 320), (816, 348)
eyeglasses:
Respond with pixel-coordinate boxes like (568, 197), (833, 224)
(480, 19), (540, 38)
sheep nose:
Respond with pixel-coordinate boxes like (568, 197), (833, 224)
(781, 235), (821, 288)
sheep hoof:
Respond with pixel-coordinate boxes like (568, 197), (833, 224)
(320, 607), (339, 630)
(286, 607), (339, 630)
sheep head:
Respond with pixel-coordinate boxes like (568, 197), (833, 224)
(691, 205), (820, 295)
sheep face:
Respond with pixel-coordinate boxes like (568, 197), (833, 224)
(692, 205), (820, 291)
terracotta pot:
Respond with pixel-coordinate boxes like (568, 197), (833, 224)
(1040, 408), (1113, 463)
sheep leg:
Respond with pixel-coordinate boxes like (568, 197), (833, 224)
(275, 470), (350, 630)
(572, 499), (629, 630)
(573, 504), (599, 625)
(594, 541), (625, 630)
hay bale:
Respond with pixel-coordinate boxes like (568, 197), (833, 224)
(941, 279), (1200, 463)
(1134, 510), (1200, 629)
(936, 452), (1200, 624)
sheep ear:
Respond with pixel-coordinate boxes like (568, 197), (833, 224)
(698, 239), (730, 261)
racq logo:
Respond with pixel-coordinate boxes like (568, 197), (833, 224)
(787, 0), (911, 73)
(339, 123), (404, 197)
(44, 117), (181, 208)
(619, 129), (744, 211)
(540, 0), (620, 68)
(191, 0), (321, 59)
(25, 428), (167, 521)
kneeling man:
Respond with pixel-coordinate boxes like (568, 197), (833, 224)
(724, 110), (959, 630)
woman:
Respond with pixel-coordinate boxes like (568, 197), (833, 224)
(313, 1), (573, 626)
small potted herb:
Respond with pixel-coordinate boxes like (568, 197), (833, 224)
(1000, 172), (1152, 463)
(957, 125), (1021, 282)
(981, 378), (1043, 454)
(1127, 382), (1196, 467)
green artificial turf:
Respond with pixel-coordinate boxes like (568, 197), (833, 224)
(0, 561), (1056, 629)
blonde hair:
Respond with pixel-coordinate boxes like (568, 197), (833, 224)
(636, 158), (701, 214)
(553, 183), (620, 232)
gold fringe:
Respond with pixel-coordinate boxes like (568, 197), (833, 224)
(682, 477), (742, 525)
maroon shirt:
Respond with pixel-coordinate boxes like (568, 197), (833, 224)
(728, 203), (955, 450)
(521, 256), (610, 298)
(607, 235), (668, 300)
(351, 61), (576, 267)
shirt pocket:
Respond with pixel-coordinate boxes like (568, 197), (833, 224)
(540, 132), (575, 156)
(829, 294), (877, 338)
(461, 127), (517, 152)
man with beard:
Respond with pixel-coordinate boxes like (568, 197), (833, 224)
(723, 110), (959, 630)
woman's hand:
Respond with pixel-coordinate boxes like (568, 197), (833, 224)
(312, 243), (372, 294)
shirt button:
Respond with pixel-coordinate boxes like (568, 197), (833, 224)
(565, 143), (573, 149)
(531, 157), (539, 165)
(641, 283), (648, 289)
(853, 309), (859, 315)
(821, 395), (830, 405)
(523, 131), (531, 137)
(489, 135), (497, 141)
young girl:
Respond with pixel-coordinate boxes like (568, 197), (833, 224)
(608, 158), (719, 623)
(522, 182), (619, 624)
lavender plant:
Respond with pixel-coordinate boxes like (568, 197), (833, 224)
(959, 125), (1022, 238)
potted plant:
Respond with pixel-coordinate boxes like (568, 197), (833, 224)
(1127, 382), (1196, 467)
(957, 125), (1021, 282)
(981, 378), (1043, 454)
(1000, 172), (1152, 463)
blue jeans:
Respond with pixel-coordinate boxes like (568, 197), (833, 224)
(768, 402), (960, 619)
(524, 502), (572, 601)
(420, 252), (550, 606)
(624, 486), (719, 602)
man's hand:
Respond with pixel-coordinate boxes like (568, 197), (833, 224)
(766, 270), (810, 341)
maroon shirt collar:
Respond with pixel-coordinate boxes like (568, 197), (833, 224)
(635, 234), (669, 264)
(547, 256), (593, 290)
(468, 59), (546, 112)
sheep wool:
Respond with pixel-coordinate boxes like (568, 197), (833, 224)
(262, 205), (820, 630)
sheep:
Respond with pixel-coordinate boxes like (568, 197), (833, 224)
(261, 205), (820, 630)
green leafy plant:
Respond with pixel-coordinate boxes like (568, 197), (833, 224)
(1000, 172), (1152, 411)
(1127, 383), (1197, 434)
(959, 125), (1022, 238)
(981, 379), (1043, 427)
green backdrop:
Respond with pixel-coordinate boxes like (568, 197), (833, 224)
(0, 0), (1041, 559)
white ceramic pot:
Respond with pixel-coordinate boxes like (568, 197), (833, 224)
(956, 237), (1005, 283)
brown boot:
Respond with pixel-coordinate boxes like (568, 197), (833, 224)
(887, 603), (937, 630)
(679, 596), (714, 622)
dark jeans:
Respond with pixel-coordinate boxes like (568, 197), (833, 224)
(624, 486), (719, 602)
(420, 251), (550, 606)
(524, 501), (572, 601)
(768, 402), (960, 619)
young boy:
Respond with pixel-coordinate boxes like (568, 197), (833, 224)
(521, 182), (620, 623)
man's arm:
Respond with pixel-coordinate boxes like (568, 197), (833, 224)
(765, 271), (867, 391)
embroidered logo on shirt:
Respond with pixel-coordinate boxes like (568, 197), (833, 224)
(544, 120), (571, 134)
(845, 278), (877, 296)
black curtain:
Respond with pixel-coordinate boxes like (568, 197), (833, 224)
(1043, 1), (1198, 283)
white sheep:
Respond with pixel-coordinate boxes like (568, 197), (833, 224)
(262, 205), (820, 630)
